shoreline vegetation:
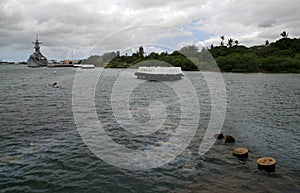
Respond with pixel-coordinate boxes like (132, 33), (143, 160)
(82, 33), (300, 73)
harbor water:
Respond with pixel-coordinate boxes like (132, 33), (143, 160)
(0, 65), (299, 192)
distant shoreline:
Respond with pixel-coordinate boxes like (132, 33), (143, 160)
(2, 37), (299, 73)
(1, 64), (299, 74)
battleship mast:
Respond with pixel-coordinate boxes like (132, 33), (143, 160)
(33, 34), (42, 53)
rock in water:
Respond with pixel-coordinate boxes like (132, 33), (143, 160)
(217, 132), (224, 139)
(224, 135), (235, 143)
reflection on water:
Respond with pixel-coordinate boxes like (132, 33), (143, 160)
(0, 65), (299, 192)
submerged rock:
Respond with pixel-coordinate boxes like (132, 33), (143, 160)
(224, 135), (235, 143)
(216, 132), (224, 139)
(51, 82), (61, 88)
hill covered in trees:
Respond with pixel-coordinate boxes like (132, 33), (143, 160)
(82, 34), (300, 73)
(211, 36), (300, 73)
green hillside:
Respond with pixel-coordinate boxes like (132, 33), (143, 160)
(82, 34), (300, 73)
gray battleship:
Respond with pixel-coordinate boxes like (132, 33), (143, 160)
(27, 35), (48, 67)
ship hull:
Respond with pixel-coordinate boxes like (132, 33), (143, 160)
(27, 56), (48, 68)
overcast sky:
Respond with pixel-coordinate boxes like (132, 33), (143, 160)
(0, 0), (299, 61)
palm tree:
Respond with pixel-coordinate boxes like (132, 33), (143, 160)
(227, 38), (234, 47)
(265, 40), (269, 46)
(220, 36), (225, 46)
(280, 31), (289, 38)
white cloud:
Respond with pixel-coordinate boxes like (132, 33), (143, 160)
(0, 0), (299, 61)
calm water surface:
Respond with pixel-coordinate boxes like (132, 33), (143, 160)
(0, 65), (299, 193)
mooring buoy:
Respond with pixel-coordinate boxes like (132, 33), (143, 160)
(233, 148), (248, 158)
(257, 157), (276, 172)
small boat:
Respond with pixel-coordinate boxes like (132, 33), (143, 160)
(135, 66), (183, 81)
(27, 35), (48, 67)
(80, 64), (95, 69)
(73, 64), (82, 68)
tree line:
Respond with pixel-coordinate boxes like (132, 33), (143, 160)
(82, 32), (300, 73)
